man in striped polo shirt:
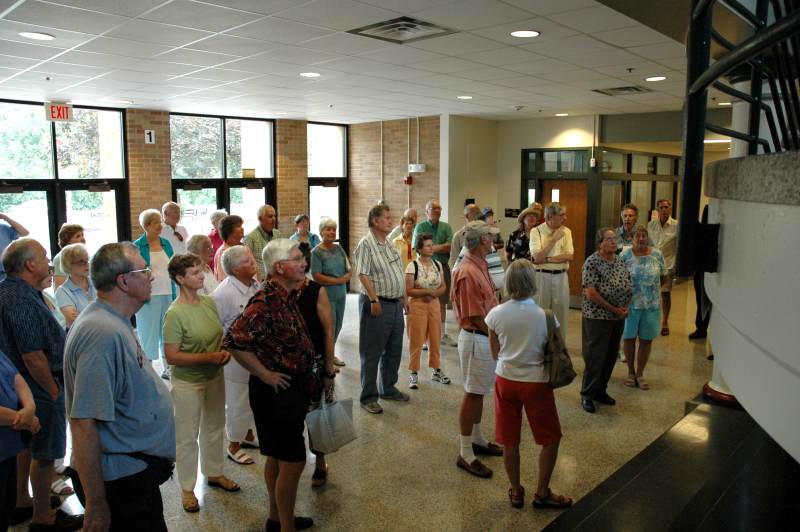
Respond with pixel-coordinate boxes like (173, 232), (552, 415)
(353, 204), (409, 414)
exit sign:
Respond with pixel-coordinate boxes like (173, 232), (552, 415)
(45, 101), (73, 122)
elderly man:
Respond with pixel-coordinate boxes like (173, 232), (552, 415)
(159, 202), (188, 255)
(213, 215), (245, 282)
(530, 202), (574, 340)
(451, 221), (503, 478)
(63, 243), (175, 531)
(244, 204), (283, 281)
(413, 200), (455, 345)
(387, 207), (417, 242)
(0, 212), (29, 282)
(224, 239), (327, 532)
(211, 245), (260, 466)
(648, 199), (678, 336)
(615, 203), (652, 253)
(449, 203), (481, 267)
(0, 238), (83, 531)
(354, 204), (409, 414)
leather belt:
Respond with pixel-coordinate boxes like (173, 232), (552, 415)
(378, 296), (401, 302)
(535, 269), (567, 274)
(464, 328), (488, 337)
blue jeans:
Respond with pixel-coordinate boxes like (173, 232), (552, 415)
(358, 295), (404, 404)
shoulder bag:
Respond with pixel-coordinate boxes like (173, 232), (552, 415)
(543, 309), (576, 389)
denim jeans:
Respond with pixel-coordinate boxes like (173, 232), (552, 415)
(358, 295), (404, 404)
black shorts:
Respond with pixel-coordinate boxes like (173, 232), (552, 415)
(249, 375), (310, 463)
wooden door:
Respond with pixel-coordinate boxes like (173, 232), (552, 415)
(542, 180), (587, 299)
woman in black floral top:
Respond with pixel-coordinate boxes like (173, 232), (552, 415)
(506, 204), (542, 262)
(579, 228), (632, 414)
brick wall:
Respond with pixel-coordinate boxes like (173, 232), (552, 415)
(274, 119), (309, 232)
(126, 109), (172, 238)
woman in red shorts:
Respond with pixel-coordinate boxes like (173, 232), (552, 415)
(485, 259), (572, 510)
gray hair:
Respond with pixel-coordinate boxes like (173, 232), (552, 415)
(425, 200), (440, 210)
(656, 198), (672, 207)
(367, 204), (390, 228)
(633, 224), (649, 237)
(257, 204), (276, 218)
(61, 243), (88, 275)
(91, 242), (139, 292)
(263, 238), (300, 275)
(504, 259), (538, 300)
(210, 209), (228, 227)
(544, 202), (566, 220)
(161, 201), (180, 216)
(319, 217), (337, 233)
(464, 203), (480, 220)
(595, 227), (617, 248)
(139, 209), (161, 230)
(186, 234), (211, 255)
(464, 228), (488, 251)
(2, 238), (40, 276)
(221, 245), (250, 276)
(621, 203), (639, 215)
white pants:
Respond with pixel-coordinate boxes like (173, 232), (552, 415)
(172, 373), (226, 491)
(534, 271), (570, 340)
(225, 378), (255, 443)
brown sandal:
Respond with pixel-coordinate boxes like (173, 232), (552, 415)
(533, 488), (573, 509)
(637, 377), (650, 390)
(624, 374), (637, 387)
(508, 486), (525, 509)
(207, 476), (240, 492)
(181, 491), (199, 513)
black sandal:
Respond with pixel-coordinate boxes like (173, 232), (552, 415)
(311, 465), (327, 488)
(508, 486), (525, 509)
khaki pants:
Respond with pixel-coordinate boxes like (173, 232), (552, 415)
(407, 297), (441, 372)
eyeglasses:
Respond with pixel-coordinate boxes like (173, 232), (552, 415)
(124, 267), (153, 279)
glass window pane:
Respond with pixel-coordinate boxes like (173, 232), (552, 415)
(600, 180), (624, 228)
(229, 186), (265, 234)
(56, 109), (124, 180)
(631, 154), (651, 174)
(176, 188), (218, 236)
(170, 116), (223, 179)
(525, 152), (537, 173)
(630, 181), (652, 218)
(0, 190), (51, 254)
(656, 157), (674, 175)
(307, 124), (345, 178)
(655, 182), (673, 207)
(225, 119), (273, 178)
(543, 152), (558, 172)
(65, 190), (117, 257)
(0, 102), (54, 180)
(601, 151), (625, 173)
(309, 185), (340, 239)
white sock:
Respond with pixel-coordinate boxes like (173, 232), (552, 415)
(459, 434), (476, 462)
(471, 423), (489, 447)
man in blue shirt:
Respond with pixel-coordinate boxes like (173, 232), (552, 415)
(0, 212), (29, 282)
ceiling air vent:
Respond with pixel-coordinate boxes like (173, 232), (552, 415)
(347, 17), (457, 44)
(592, 85), (653, 96)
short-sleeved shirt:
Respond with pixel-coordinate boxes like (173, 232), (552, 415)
(581, 252), (633, 320)
(289, 232), (321, 249)
(453, 247), (505, 290)
(485, 298), (556, 383)
(55, 277), (97, 314)
(506, 227), (531, 262)
(622, 248), (667, 310)
(0, 352), (22, 461)
(530, 223), (574, 271)
(162, 296), (224, 383)
(0, 223), (18, 280)
(211, 275), (259, 384)
(160, 224), (188, 255)
(353, 231), (405, 299)
(244, 227), (283, 278)
(449, 225), (468, 266)
(648, 217), (678, 270)
(310, 244), (348, 302)
(0, 277), (66, 381)
(413, 219), (453, 265)
(149, 250), (171, 296)
(451, 252), (498, 328)
(392, 234), (417, 271)
(64, 300), (176, 481)
(405, 259), (442, 290)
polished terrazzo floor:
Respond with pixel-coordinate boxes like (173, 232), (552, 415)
(17, 281), (713, 532)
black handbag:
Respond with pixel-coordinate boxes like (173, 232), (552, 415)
(543, 309), (576, 389)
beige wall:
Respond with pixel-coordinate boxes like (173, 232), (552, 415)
(446, 116), (498, 228)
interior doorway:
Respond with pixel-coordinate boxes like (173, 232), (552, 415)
(542, 180), (587, 306)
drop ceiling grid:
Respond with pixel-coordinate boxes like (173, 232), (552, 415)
(0, 0), (692, 121)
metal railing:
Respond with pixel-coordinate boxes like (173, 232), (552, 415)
(677, 0), (800, 276)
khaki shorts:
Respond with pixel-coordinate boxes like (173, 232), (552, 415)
(458, 330), (496, 395)
(660, 268), (675, 292)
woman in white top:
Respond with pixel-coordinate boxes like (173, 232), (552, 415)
(187, 234), (219, 296)
(486, 259), (572, 511)
(404, 233), (450, 389)
(54, 243), (96, 327)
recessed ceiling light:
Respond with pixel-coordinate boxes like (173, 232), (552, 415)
(19, 32), (55, 41)
(703, 139), (731, 143)
(299, 72), (320, 78)
(718, 101), (732, 106)
(555, 113), (569, 117)
(510, 30), (540, 38)
(645, 75), (667, 82)
(457, 95), (472, 100)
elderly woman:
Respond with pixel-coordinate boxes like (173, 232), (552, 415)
(163, 254), (238, 513)
(310, 218), (350, 368)
(54, 243), (96, 328)
(214, 215), (245, 282)
(52, 223), (85, 289)
(506, 203), (542, 262)
(290, 214), (321, 266)
(187, 234), (219, 295)
(580, 228), (632, 413)
(208, 210), (228, 272)
(392, 215), (417, 271)
(405, 233), (450, 389)
(134, 209), (175, 379)
(486, 259), (571, 510)
(621, 226), (666, 390)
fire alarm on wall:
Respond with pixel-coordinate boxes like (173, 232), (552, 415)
(403, 175), (413, 185)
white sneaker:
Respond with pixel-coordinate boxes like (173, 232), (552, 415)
(422, 343), (429, 351)
(442, 334), (457, 347)
(409, 372), (419, 389)
(431, 368), (451, 385)
(618, 350), (626, 363)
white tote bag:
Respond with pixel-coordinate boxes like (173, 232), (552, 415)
(305, 392), (357, 454)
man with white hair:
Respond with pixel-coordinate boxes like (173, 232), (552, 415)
(225, 239), (327, 532)
(451, 221), (504, 479)
(159, 202), (188, 255)
(210, 246), (260, 466)
(244, 204), (283, 281)
(530, 202), (574, 340)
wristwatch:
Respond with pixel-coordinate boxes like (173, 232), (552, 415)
(370, 299), (378, 303)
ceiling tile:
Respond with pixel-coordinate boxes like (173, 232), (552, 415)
(142, 0), (259, 33)
(223, 56), (303, 74)
(175, 67), (257, 82)
(47, 0), (166, 18)
(406, 56), (481, 73)
(101, 69), (175, 83)
(489, 75), (552, 88)
(226, 17), (335, 44)
(599, 61), (670, 77)
(201, 0), (301, 15)
(592, 26), (672, 48)
(156, 48), (240, 67)
(548, 5), (639, 34)
(654, 56), (687, 70)
(30, 61), (110, 77)
(567, 48), (642, 67)
(277, 0), (397, 31)
(76, 36), (173, 59)
(5, 1), (129, 35)
(158, 77), (223, 89)
(357, 46), (443, 65)
(188, 34), (282, 56)
(503, 58), (580, 75)
(457, 65), (520, 81)
(463, 46), (545, 66)
(299, 32), (392, 55)
(408, 33), (505, 55)
(628, 41), (686, 60)
(355, 0), (457, 12)
(567, 77), (630, 89)
(56, 50), (144, 67)
(500, 0), (596, 16)
(0, 39), (64, 60)
(107, 20), (214, 46)
(412, 0), (532, 31)
(470, 17), (578, 45)
(538, 69), (610, 83)
(128, 60), (203, 75)
(0, 21), (95, 49)
(520, 34), (616, 58)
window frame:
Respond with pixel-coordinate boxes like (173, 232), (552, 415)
(307, 121), (349, 253)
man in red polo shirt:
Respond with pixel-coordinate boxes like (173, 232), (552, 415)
(451, 221), (504, 478)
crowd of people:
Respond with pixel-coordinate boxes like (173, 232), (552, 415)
(0, 194), (684, 531)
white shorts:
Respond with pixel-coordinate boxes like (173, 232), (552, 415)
(458, 330), (496, 395)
